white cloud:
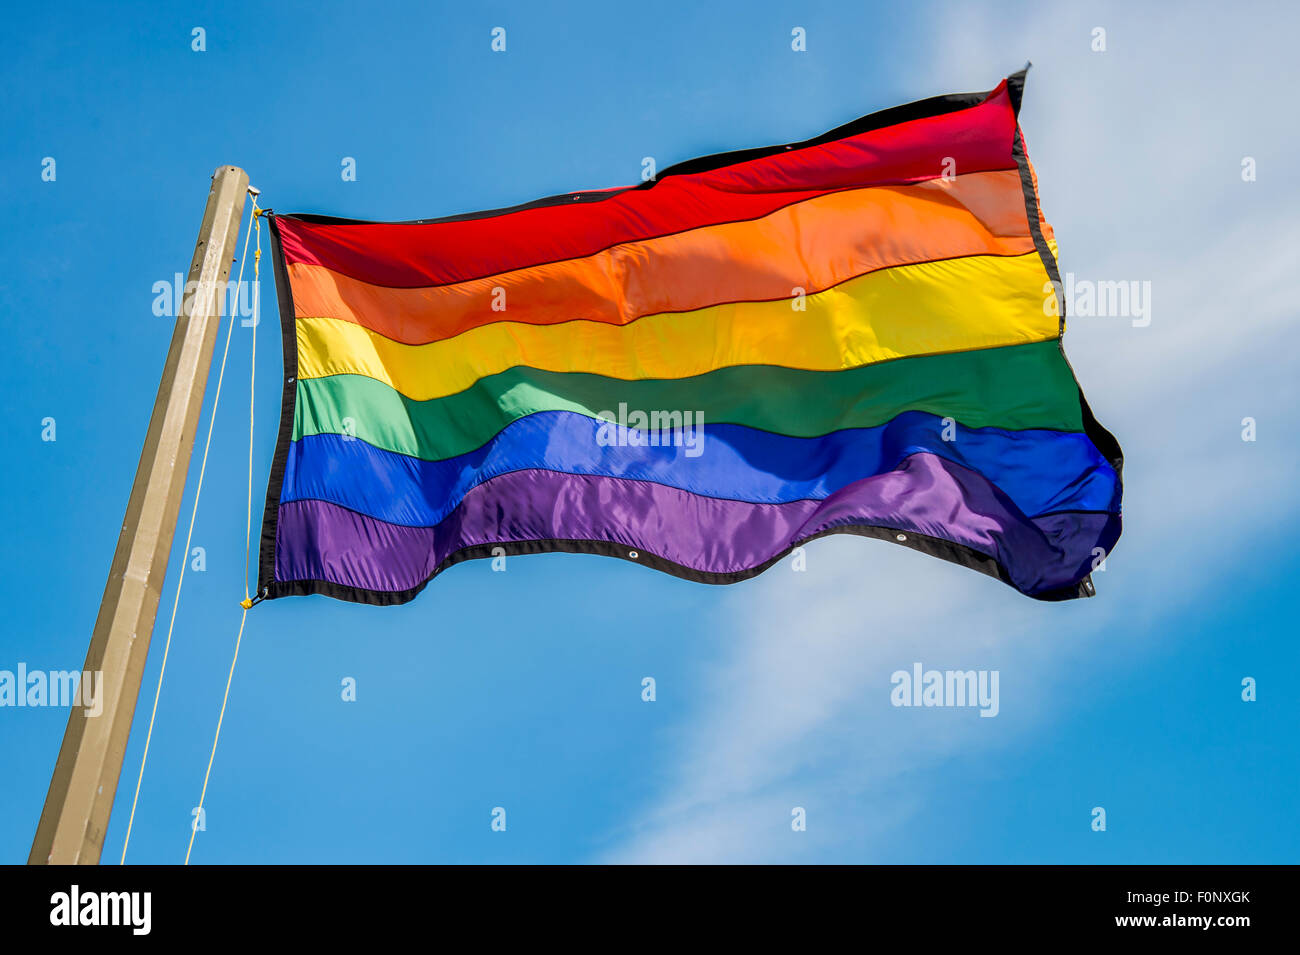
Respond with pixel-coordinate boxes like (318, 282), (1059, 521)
(604, 1), (1300, 862)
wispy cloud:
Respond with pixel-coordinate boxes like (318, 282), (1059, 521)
(603, 0), (1300, 863)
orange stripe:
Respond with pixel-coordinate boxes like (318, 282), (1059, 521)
(288, 169), (1035, 345)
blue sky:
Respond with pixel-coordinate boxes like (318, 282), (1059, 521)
(1, 0), (1296, 863)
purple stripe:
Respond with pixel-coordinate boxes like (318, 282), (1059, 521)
(273, 454), (1116, 598)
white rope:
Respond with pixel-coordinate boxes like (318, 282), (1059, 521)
(184, 205), (263, 865)
(119, 198), (259, 864)
(245, 213), (260, 601)
(184, 606), (248, 864)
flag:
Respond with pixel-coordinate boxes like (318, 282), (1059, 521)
(258, 69), (1123, 605)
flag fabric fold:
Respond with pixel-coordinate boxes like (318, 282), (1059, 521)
(258, 69), (1123, 605)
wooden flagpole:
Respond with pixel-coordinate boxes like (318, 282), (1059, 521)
(29, 166), (250, 865)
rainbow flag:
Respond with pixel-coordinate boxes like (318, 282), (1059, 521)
(257, 70), (1122, 605)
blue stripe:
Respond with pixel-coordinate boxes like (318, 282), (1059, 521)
(280, 410), (1120, 528)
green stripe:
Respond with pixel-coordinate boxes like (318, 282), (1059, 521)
(293, 340), (1083, 462)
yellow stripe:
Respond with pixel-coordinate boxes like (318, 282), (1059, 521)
(296, 251), (1056, 401)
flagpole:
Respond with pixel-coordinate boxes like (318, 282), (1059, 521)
(29, 166), (250, 865)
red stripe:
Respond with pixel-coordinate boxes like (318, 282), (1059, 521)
(276, 82), (1018, 288)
